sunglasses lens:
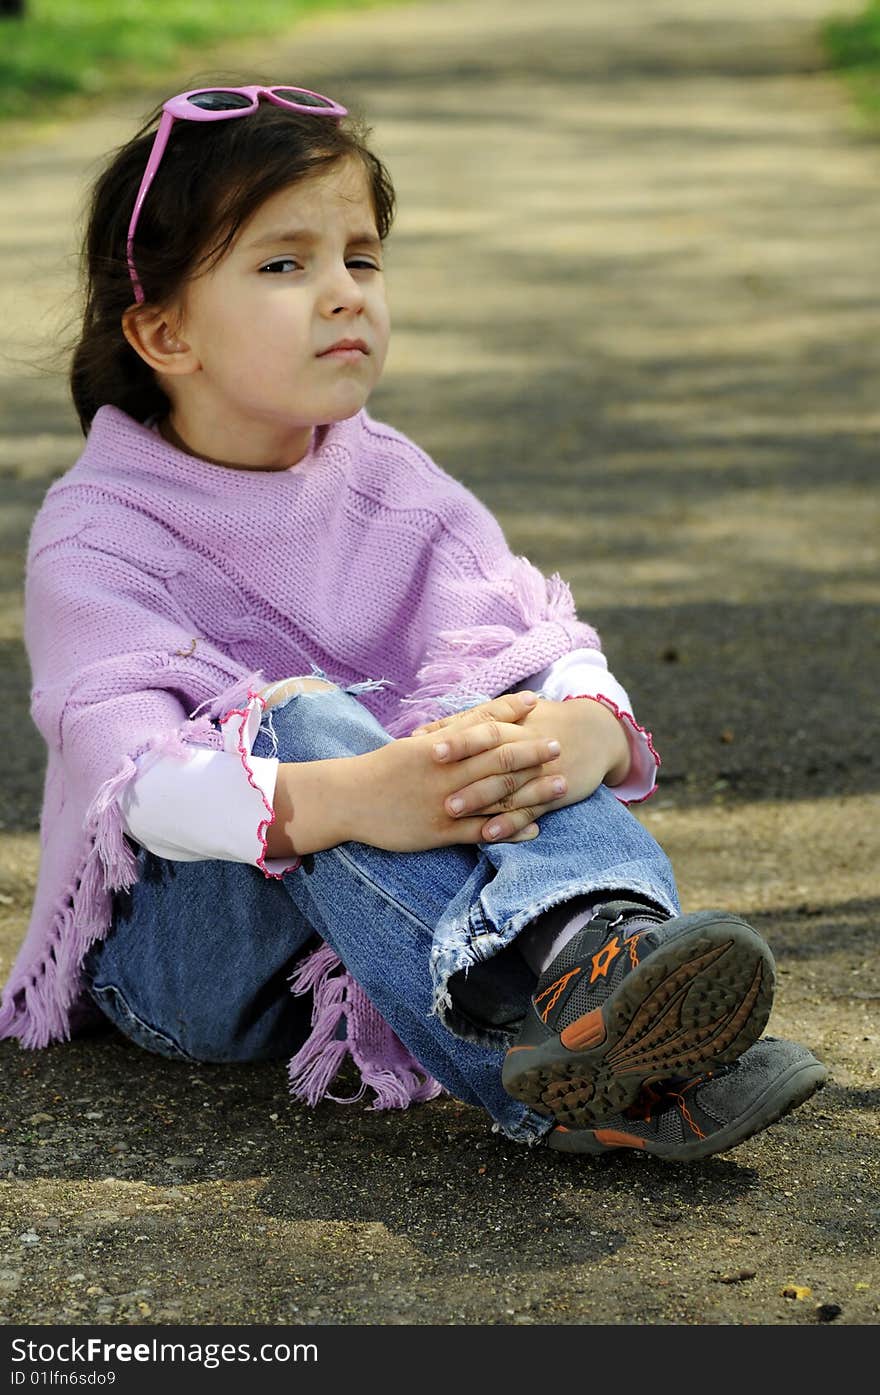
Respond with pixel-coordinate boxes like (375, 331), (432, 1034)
(187, 91), (253, 111)
(273, 88), (335, 108)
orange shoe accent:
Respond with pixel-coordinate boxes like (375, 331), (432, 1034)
(671, 1091), (706, 1139)
(589, 935), (622, 983)
(560, 1006), (607, 1051)
(627, 932), (644, 969)
(593, 1129), (647, 1149)
(534, 966), (581, 1023)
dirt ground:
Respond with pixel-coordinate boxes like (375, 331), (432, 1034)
(0, 0), (878, 1328)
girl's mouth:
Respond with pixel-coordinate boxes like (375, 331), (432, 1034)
(317, 338), (368, 358)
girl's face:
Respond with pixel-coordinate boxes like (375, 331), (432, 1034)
(159, 157), (390, 469)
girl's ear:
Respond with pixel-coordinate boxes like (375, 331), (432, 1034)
(121, 303), (199, 376)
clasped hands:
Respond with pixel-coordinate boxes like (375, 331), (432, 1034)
(357, 688), (631, 852)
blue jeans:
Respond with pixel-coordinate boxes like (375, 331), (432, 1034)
(82, 678), (680, 1143)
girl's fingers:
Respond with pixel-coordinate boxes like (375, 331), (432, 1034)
(440, 733), (560, 797)
(441, 814), (532, 846)
(412, 690), (538, 739)
(505, 822), (541, 842)
(482, 808), (543, 842)
(445, 766), (566, 818)
(433, 722), (557, 767)
(436, 802), (544, 845)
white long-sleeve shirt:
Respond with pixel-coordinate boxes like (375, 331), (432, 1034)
(119, 649), (658, 875)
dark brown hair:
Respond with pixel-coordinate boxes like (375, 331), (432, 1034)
(70, 89), (396, 434)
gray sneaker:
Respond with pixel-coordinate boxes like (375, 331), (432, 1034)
(503, 899), (776, 1127)
(546, 1037), (827, 1159)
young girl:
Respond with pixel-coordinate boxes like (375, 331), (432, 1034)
(1, 83), (825, 1161)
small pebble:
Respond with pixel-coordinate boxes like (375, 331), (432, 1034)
(817, 1303), (842, 1322)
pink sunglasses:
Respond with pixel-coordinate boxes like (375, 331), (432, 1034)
(126, 84), (349, 304)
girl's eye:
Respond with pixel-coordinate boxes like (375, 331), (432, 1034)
(260, 258), (299, 274)
(258, 257), (382, 274)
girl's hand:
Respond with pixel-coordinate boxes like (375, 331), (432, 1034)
(350, 692), (562, 850)
(413, 693), (630, 843)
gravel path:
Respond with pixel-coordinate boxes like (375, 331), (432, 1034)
(0, 0), (877, 1326)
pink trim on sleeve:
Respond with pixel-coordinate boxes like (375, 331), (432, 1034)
(221, 693), (301, 878)
(562, 692), (660, 804)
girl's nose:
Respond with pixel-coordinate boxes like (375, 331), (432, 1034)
(319, 264), (366, 316)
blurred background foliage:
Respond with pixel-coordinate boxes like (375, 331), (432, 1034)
(2, 4), (879, 127)
(0, 0), (412, 120)
(824, 1), (880, 116)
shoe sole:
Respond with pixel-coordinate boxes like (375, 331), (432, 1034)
(546, 1056), (827, 1159)
(502, 913), (775, 1127)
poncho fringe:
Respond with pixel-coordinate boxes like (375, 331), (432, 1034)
(0, 674), (257, 1050)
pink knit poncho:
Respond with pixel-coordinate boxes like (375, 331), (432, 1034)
(0, 404), (602, 1104)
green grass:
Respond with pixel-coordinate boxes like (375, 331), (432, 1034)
(824, 2), (880, 118)
(0, 0), (413, 120)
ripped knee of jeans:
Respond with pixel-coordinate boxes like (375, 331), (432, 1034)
(260, 663), (392, 713)
(259, 674), (338, 709)
(256, 667), (395, 759)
